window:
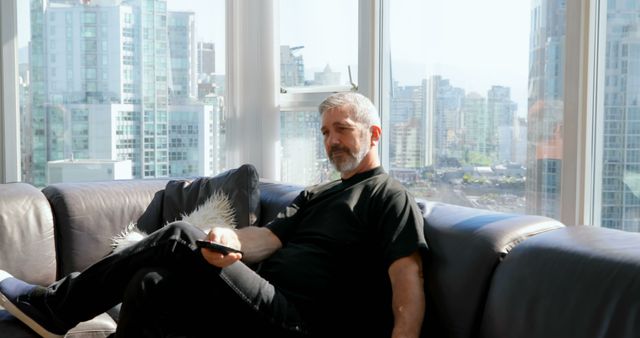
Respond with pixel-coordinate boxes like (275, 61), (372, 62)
(384, 0), (552, 216)
(598, 0), (640, 232)
(14, 0), (225, 186)
(278, 0), (359, 185)
(2, 0), (639, 232)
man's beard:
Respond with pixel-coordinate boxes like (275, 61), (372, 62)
(329, 140), (370, 174)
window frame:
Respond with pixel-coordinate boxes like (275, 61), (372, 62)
(561, 0), (606, 227)
(0, 0), (20, 183)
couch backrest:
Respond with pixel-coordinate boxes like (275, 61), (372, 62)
(480, 226), (640, 338)
(33, 177), (579, 338)
(0, 183), (57, 286)
(42, 180), (167, 277)
(257, 179), (303, 226)
(419, 200), (564, 338)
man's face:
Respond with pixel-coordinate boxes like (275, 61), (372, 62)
(320, 106), (371, 174)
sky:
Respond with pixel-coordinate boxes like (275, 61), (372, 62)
(389, 0), (531, 117)
(17, 0), (531, 116)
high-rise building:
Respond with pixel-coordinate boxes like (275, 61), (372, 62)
(26, 0), (221, 185)
(462, 92), (495, 164)
(280, 45), (305, 87)
(168, 11), (197, 102)
(526, 0), (566, 218)
(197, 42), (215, 75)
(389, 82), (426, 169)
(600, 1), (640, 232)
(169, 99), (224, 177)
(487, 86), (517, 163)
(313, 64), (341, 86)
(425, 75), (465, 165)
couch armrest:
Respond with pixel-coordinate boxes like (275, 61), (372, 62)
(0, 183), (56, 286)
(43, 179), (168, 277)
(481, 226), (640, 338)
(419, 200), (564, 338)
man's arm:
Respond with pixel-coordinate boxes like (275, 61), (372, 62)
(236, 226), (282, 264)
(201, 226), (282, 267)
(388, 251), (425, 338)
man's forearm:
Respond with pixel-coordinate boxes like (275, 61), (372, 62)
(389, 252), (425, 338)
(236, 226), (282, 264)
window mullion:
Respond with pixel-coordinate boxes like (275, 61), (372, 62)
(561, 0), (604, 226)
(0, 0), (21, 183)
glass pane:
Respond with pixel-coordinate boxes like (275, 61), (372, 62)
(600, 1), (640, 231)
(387, 0), (565, 218)
(18, 0), (225, 186)
(280, 110), (337, 185)
(279, 0), (358, 89)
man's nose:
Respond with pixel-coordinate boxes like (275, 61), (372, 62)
(327, 134), (340, 145)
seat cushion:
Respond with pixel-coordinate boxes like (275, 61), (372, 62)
(0, 310), (115, 338)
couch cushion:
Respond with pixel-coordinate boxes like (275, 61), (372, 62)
(419, 200), (564, 338)
(65, 313), (117, 338)
(256, 179), (303, 226)
(139, 164), (261, 232)
(0, 183), (56, 286)
(43, 179), (168, 277)
(481, 226), (640, 338)
(0, 310), (39, 338)
(0, 310), (117, 338)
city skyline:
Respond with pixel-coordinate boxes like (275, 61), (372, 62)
(18, 0), (530, 118)
(13, 0), (640, 231)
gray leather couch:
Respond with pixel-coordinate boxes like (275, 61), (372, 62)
(0, 179), (639, 337)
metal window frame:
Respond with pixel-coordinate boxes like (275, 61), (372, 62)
(0, 0), (20, 183)
(561, 0), (605, 226)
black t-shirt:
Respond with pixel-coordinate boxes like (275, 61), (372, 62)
(261, 166), (427, 336)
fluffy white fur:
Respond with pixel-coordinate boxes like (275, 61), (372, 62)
(111, 191), (237, 252)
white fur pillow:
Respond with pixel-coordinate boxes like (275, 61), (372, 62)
(111, 191), (236, 252)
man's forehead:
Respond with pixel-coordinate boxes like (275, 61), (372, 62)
(321, 116), (358, 130)
(323, 106), (355, 120)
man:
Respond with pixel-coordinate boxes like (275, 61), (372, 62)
(0, 92), (427, 337)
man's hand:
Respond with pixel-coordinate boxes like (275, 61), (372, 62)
(200, 227), (242, 268)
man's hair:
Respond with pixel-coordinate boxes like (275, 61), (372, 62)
(319, 92), (381, 129)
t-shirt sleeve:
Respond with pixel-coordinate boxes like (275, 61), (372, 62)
(266, 190), (310, 243)
(378, 189), (427, 268)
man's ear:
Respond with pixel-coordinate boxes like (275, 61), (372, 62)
(370, 125), (381, 145)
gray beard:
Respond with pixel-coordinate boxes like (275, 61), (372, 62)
(331, 142), (370, 174)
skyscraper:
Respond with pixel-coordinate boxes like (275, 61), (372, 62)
(389, 82), (426, 169)
(600, 0), (640, 231)
(462, 92), (494, 165)
(526, 0), (566, 218)
(425, 75), (465, 165)
(26, 0), (221, 185)
(487, 86), (517, 163)
(197, 42), (215, 76)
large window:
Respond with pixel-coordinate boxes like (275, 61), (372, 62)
(2, 0), (639, 232)
(384, 0), (557, 217)
(278, 0), (358, 186)
(17, 0), (225, 186)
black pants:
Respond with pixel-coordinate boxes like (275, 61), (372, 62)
(44, 221), (307, 337)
